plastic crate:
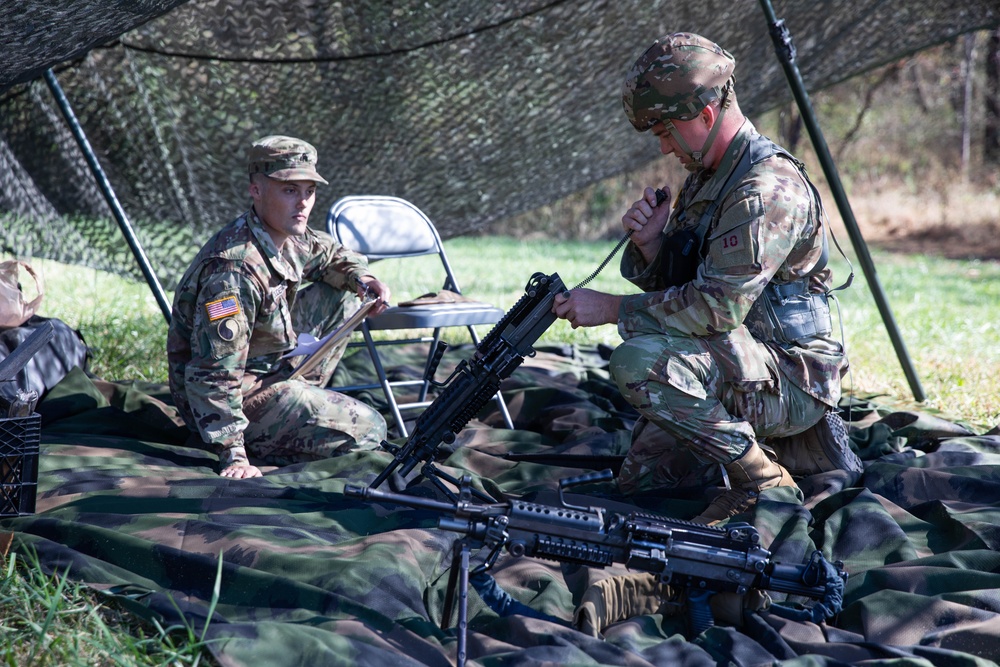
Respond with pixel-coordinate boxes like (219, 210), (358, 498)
(0, 413), (40, 517)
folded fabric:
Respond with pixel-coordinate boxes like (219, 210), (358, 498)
(397, 289), (477, 306)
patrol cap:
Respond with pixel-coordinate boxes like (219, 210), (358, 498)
(622, 33), (736, 131)
(247, 135), (329, 184)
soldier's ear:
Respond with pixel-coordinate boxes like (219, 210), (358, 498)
(699, 105), (717, 129)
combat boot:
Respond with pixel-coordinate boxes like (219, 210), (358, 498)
(691, 441), (798, 525)
(768, 410), (863, 477)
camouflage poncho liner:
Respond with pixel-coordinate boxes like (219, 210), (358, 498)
(4, 343), (1000, 666)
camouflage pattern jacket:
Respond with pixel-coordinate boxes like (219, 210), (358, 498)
(618, 121), (847, 406)
(167, 209), (371, 465)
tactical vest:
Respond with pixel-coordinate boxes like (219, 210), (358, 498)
(661, 133), (832, 347)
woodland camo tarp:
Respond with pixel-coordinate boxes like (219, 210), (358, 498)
(4, 344), (1000, 667)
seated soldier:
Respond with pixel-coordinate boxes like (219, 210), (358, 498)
(1, 259), (89, 413)
(553, 33), (861, 524)
(167, 135), (392, 478)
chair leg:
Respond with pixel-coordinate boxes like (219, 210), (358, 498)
(493, 393), (515, 429)
(362, 325), (409, 438)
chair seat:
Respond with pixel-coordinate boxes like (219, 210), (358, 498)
(327, 194), (514, 437)
(367, 302), (505, 330)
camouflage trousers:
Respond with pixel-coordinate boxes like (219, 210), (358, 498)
(241, 282), (386, 465)
(609, 327), (827, 495)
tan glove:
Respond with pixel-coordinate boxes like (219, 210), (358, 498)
(574, 572), (675, 637)
(573, 572), (772, 637)
(0, 260), (43, 329)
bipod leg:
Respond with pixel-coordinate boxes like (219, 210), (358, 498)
(441, 539), (471, 667)
(423, 462), (495, 503)
(368, 440), (406, 490)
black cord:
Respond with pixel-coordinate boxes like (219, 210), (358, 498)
(570, 188), (667, 291)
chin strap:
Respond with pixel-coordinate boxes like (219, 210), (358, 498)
(667, 80), (734, 171)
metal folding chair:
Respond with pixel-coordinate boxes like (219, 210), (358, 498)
(326, 195), (514, 437)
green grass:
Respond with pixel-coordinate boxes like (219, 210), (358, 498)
(829, 251), (1000, 429)
(0, 549), (216, 666)
(17, 235), (1000, 428)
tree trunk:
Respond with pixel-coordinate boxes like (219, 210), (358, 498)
(960, 34), (976, 175)
(985, 28), (1000, 166)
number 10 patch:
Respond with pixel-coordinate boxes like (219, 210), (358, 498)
(720, 230), (744, 254)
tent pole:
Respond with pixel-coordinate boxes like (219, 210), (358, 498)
(756, 0), (925, 402)
(43, 68), (172, 325)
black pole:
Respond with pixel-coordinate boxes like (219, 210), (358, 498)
(42, 69), (172, 325)
(757, 0), (925, 402)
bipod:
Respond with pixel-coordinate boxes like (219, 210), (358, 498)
(438, 475), (495, 667)
(422, 460), (496, 503)
(441, 538), (474, 667)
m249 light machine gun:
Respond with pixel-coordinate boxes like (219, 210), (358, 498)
(369, 272), (566, 498)
(346, 471), (847, 667)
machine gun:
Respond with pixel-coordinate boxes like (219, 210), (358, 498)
(369, 272), (566, 498)
(346, 470), (846, 666)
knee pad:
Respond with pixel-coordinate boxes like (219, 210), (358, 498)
(609, 337), (662, 393)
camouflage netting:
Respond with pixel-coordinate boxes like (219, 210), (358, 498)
(1, 0), (999, 288)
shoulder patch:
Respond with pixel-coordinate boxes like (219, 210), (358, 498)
(206, 295), (241, 322)
(217, 318), (240, 341)
(717, 228), (746, 255)
(713, 189), (763, 236)
(708, 191), (762, 271)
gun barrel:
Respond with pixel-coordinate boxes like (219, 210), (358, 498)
(345, 484), (502, 520)
(345, 484), (453, 514)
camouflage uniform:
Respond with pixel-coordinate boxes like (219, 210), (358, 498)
(167, 138), (386, 470)
(611, 35), (849, 497)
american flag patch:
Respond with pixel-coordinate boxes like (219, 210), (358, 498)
(205, 295), (241, 321)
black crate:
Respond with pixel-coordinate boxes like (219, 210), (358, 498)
(0, 413), (40, 517)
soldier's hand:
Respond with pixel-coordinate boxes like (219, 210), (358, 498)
(358, 276), (391, 316)
(553, 289), (622, 329)
(220, 463), (263, 479)
(622, 186), (670, 253)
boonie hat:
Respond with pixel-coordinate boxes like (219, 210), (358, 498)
(247, 135), (329, 184)
(622, 33), (736, 131)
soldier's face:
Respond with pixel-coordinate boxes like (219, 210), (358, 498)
(651, 118), (705, 167)
(250, 176), (317, 248)
(651, 106), (718, 170)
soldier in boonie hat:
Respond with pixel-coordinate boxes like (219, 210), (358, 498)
(247, 135), (329, 184)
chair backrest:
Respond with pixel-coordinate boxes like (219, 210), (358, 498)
(328, 195), (461, 292)
(328, 195), (443, 260)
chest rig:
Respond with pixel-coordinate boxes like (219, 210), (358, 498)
(662, 133), (833, 347)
